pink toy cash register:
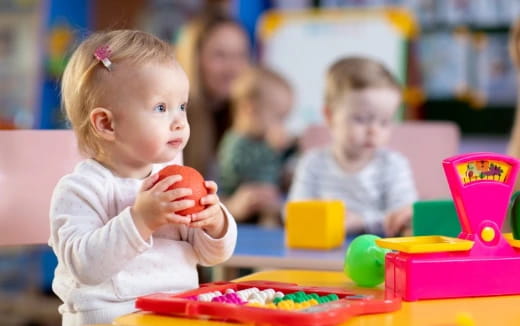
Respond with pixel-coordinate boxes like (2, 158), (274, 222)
(376, 152), (520, 301)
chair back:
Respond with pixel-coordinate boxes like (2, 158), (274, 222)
(388, 121), (460, 199)
(0, 130), (82, 246)
(0, 129), (185, 246)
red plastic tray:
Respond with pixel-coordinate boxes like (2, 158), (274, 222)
(136, 280), (400, 326)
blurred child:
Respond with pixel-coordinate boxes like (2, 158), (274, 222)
(50, 30), (236, 325)
(288, 57), (418, 236)
(217, 66), (294, 226)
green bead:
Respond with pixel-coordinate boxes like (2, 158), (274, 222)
(327, 294), (339, 301)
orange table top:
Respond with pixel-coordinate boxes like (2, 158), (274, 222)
(114, 269), (520, 326)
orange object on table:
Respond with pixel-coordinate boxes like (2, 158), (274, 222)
(156, 165), (207, 215)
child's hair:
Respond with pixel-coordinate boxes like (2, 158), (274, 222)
(229, 66), (291, 115)
(324, 57), (401, 108)
(61, 30), (176, 157)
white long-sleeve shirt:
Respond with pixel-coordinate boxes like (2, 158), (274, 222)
(288, 147), (417, 234)
(48, 159), (237, 325)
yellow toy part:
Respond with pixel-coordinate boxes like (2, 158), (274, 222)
(285, 200), (345, 250)
(503, 233), (520, 248)
(376, 235), (474, 254)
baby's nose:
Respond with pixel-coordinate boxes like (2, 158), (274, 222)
(171, 117), (186, 130)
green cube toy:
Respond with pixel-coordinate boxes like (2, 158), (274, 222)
(412, 200), (461, 237)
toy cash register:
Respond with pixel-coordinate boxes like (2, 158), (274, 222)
(377, 152), (520, 301)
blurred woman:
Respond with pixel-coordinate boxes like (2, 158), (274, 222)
(175, 12), (251, 178)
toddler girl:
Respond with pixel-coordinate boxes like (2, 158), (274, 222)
(49, 30), (237, 325)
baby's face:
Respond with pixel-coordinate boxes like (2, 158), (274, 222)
(253, 83), (293, 139)
(328, 87), (400, 160)
(101, 60), (190, 168)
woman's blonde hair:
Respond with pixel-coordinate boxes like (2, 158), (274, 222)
(324, 56), (401, 109)
(174, 12), (249, 175)
(61, 30), (176, 157)
(175, 12), (245, 103)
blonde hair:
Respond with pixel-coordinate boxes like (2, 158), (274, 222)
(174, 13), (249, 175)
(61, 30), (176, 157)
(230, 66), (291, 115)
(175, 12), (245, 103)
(508, 20), (520, 164)
(324, 57), (401, 108)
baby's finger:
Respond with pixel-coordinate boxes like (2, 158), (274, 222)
(190, 218), (210, 229)
(165, 187), (192, 201)
(385, 223), (395, 237)
(204, 180), (218, 194)
(393, 214), (411, 236)
(383, 218), (392, 234)
(140, 173), (159, 191)
(166, 199), (195, 213)
(384, 217), (396, 236)
(191, 204), (220, 222)
(387, 215), (403, 237)
(200, 193), (219, 206)
(153, 175), (182, 192)
(166, 213), (191, 225)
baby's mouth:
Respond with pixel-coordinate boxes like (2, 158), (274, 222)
(168, 139), (183, 146)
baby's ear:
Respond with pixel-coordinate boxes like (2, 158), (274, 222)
(90, 107), (115, 141)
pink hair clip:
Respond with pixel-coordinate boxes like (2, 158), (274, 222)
(94, 45), (112, 70)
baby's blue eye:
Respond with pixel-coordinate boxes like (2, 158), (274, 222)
(154, 104), (167, 113)
(353, 115), (368, 123)
(179, 103), (187, 112)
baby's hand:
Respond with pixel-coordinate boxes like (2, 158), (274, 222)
(226, 183), (280, 221)
(189, 181), (227, 238)
(132, 173), (194, 239)
(346, 212), (366, 234)
(384, 206), (413, 237)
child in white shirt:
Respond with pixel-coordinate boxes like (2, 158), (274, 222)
(288, 57), (417, 236)
(49, 30), (237, 325)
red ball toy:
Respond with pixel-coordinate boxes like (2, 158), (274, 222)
(156, 165), (208, 216)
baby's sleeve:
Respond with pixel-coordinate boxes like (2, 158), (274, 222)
(49, 174), (151, 285)
(218, 136), (280, 197)
(384, 152), (418, 213)
(186, 204), (237, 266)
(287, 151), (321, 201)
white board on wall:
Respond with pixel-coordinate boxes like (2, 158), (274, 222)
(258, 9), (415, 135)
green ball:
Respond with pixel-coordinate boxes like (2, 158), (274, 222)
(344, 234), (390, 288)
